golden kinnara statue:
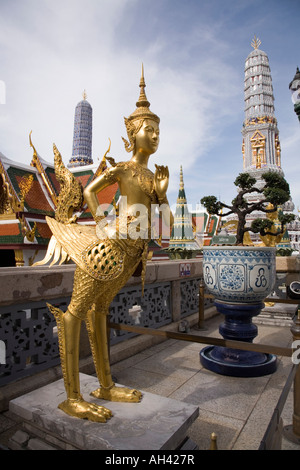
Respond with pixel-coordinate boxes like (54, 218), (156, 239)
(35, 66), (173, 422)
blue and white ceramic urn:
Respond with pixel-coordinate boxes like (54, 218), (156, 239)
(203, 246), (276, 303)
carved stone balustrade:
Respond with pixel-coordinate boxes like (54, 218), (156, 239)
(0, 259), (209, 392)
(0, 256), (297, 409)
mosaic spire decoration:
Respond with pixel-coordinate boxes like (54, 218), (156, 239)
(241, 37), (282, 177)
(168, 166), (199, 252)
(69, 91), (93, 167)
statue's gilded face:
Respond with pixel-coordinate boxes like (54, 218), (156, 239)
(135, 119), (160, 156)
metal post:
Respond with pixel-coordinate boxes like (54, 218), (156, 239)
(283, 310), (300, 444)
(197, 278), (205, 330)
(209, 432), (218, 450)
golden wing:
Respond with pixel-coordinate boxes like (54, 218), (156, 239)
(34, 217), (125, 281)
(34, 217), (98, 268)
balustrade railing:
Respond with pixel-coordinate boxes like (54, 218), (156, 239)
(1, 256), (300, 449)
(0, 259), (206, 386)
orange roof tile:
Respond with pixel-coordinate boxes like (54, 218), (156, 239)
(75, 173), (93, 188)
(0, 223), (20, 236)
(16, 177), (54, 213)
(36, 222), (52, 239)
(97, 183), (118, 204)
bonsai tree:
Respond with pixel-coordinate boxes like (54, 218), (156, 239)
(201, 171), (295, 245)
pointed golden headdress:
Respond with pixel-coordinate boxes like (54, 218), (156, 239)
(127, 64), (160, 124)
(122, 64), (160, 152)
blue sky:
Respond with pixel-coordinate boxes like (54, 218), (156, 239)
(0, 0), (299, 213)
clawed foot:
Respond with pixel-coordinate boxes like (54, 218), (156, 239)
(58, 397), (113, 423)
(91, 384), (142, 403)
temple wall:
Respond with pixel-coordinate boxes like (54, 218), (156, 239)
(0, 259), (214, 410)
(0, 256), (298, 410)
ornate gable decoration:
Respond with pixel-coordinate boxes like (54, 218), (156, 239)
(0, 160), (23, 217)
(250, 130), (266, 145)
(29, 131), (57, 206)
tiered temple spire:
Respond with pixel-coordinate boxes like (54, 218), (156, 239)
(168, 166), (199, 252)
(68, 91), (93, 167)
(240, 37), (295, 242)
(241, 37), (282, 178)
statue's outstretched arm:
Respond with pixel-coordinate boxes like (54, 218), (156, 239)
(83, 168), (118, 220)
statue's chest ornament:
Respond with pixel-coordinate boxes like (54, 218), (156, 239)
(125, 161), (156, 203)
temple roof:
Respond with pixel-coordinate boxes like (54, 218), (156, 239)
(75, 99), (92, 109)
(70, 92), (93, 167)
(246, 48), (268, 59)
(0, 149), (118, 250)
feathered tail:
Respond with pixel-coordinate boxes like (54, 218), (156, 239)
(33, 235), (70, 267)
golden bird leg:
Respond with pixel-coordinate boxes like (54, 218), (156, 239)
(89, 313), (142, 403)
(56, 310), (113, 422)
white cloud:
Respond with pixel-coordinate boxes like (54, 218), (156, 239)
(0, 2), (240, 184)
(0, 0), (299, 211)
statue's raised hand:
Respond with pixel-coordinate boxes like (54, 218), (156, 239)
(154, 164), (169, 202)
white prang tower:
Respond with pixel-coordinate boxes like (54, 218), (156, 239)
(242, 36), (283, 189)
(240, 36), (295, 244)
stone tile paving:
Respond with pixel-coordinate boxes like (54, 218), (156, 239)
(0, 314), (299, 450)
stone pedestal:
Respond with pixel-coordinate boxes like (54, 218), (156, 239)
(9, 373), (199, 450)
(256, 302), (297, 327)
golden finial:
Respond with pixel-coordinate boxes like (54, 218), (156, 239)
(251, 35), (261, 50)
(124, 63), (160, 126)
(83, 89), (87, 100)
(141, 63), (145, 86)
(180, 165), (184, 190)
(29, 130), (38, 161)
(136, 63), (150, 108)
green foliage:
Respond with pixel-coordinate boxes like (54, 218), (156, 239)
(263, 187), (290, 205)
(201, 170), (295, 245)
(231, 196), (247, 209)
(200, 196), (222, 215)
(261, 171), (291, 205)
(276, 248), (293, 257)
(262, 171), (290, 194)
(278, 212), (296, 225)
(251, 218), (273, 234)
(234, 173), (257, 190)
